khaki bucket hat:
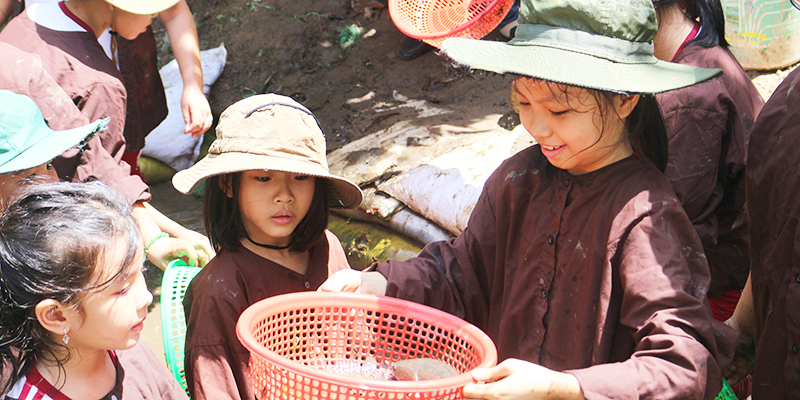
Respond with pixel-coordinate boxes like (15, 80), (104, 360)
(441, 0), (721, 94)
(173, 94), (363, 209)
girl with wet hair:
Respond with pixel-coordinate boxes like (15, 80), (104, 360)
(0, 181), (187, 400)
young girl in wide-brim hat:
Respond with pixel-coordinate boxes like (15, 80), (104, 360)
(321, 0), (733, 398)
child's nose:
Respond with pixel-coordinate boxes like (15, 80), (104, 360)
(274, 184), (295, 203)
(136, 274), (154, 309)
(525, 116), (551, 137)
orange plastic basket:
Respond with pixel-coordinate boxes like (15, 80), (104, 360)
(389, 0), (515, 48)
(236, 292), (497, 400)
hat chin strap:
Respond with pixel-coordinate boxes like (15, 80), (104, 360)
(243, 231), (291, 250)
(109, 8), (119, 68)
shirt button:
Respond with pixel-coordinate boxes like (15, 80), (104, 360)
(793, 345), (799, 353)
(547, 236), (554, 245)
(112, 396), (118, 400)
(796, 274), (800, 283)
(305, 281), (311, 289)
(541, 289), (548, 298)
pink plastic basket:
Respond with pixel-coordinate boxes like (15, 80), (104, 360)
(236, 292), (497, 400)
(389, 0), (515, 48)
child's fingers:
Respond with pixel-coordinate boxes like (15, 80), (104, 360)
(470, 365), (506, 383)
(181, 90), (212, 137)
(462, 379), (494, 400)
(195, 248), (211, 267)
(318, 270), (361, 292)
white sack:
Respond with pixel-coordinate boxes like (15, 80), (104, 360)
(141, 44), (227, 171)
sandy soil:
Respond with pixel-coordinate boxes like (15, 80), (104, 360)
(153, 0), (520, 153)
(151, 0), (798, 157)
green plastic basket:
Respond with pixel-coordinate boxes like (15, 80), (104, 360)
(715, 379), (737, 400)
(160, 259), (202, 396)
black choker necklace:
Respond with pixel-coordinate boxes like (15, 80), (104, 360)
(244, 232), (291, 250)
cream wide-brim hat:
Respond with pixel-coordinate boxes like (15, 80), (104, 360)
(172, 94), (363, 210)
(106, 0), (179, 15)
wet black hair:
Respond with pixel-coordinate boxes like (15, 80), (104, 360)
(653, 0), (728, 48)
(203, 173), (330, 254)
(512, 78), (669, 173)
(0, 181), (140, 397)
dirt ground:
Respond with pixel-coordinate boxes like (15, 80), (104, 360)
(151, 0), (799, 156)
(153, 0), (520, 152)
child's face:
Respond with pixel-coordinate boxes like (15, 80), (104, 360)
(514, 77), (635, 175)
(62, 239), (152, 352)
(0, 163), (59, 210)
(111, 8), (158, 40)
(236, 170), (316, 247)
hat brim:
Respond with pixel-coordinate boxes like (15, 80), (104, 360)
(0, 118), (108, 175)
(106, 0), (180, 15)
(172, 152), (364, 209)
(441, 37), (721, 94)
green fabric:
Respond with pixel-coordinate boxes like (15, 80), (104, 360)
(441, 0), (720, 94)
(520, 0), (656, 43)
(0, 91), (107, 174)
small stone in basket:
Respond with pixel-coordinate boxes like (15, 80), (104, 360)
(392, 358), (459, 381)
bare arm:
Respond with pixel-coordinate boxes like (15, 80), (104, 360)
(0, 0), (18, 26)
(132, 201), (215, 269)
(159, 0), (212, 137)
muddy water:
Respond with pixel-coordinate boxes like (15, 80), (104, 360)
(140, 180), (424, 364)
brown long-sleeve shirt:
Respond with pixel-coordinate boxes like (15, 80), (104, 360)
(5, 342), (187, 400)
(375, 146), (731, 399)
(0, 10), (167, 154)
(0, 42), (149, 205)
(183, 231), (351, 400)
(657, 44), (764, 298)
(746, 65), (800, 400)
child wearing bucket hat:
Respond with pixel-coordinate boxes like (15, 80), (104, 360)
(0, 0), (211, 180)
(0, 85), (215, 270)
(172, 94), (363, 400)
(0, 90), (108, 204)
(320, 0), (735, 398)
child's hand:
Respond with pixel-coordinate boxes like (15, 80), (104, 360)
(462, 359), (584, 400)
(146, 235), (213, 269)
(170, 228), (216, 262)
(723, 318), (755, 386)
(318, 270), (387, 295)
(181, 84), (212, 138)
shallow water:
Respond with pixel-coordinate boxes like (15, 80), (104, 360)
(311, 357), (395, 381)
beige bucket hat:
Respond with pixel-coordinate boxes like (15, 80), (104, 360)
(172, 94), (363, 209)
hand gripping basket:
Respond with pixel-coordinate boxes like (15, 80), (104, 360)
(160, 259), (202, 395)
(236, 292), (497, 400)
(389, 0), (515, 48)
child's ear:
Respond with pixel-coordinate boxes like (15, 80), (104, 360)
(35, 299), (70, 336)
(615, 94), (640, 119)
(218, 175), (234, 198)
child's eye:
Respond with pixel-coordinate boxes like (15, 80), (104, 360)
(294, 175), (310, 181)
(118, 285), (131, 295)
(550, 110), (569, 116)
(256, 176), (272, 182)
